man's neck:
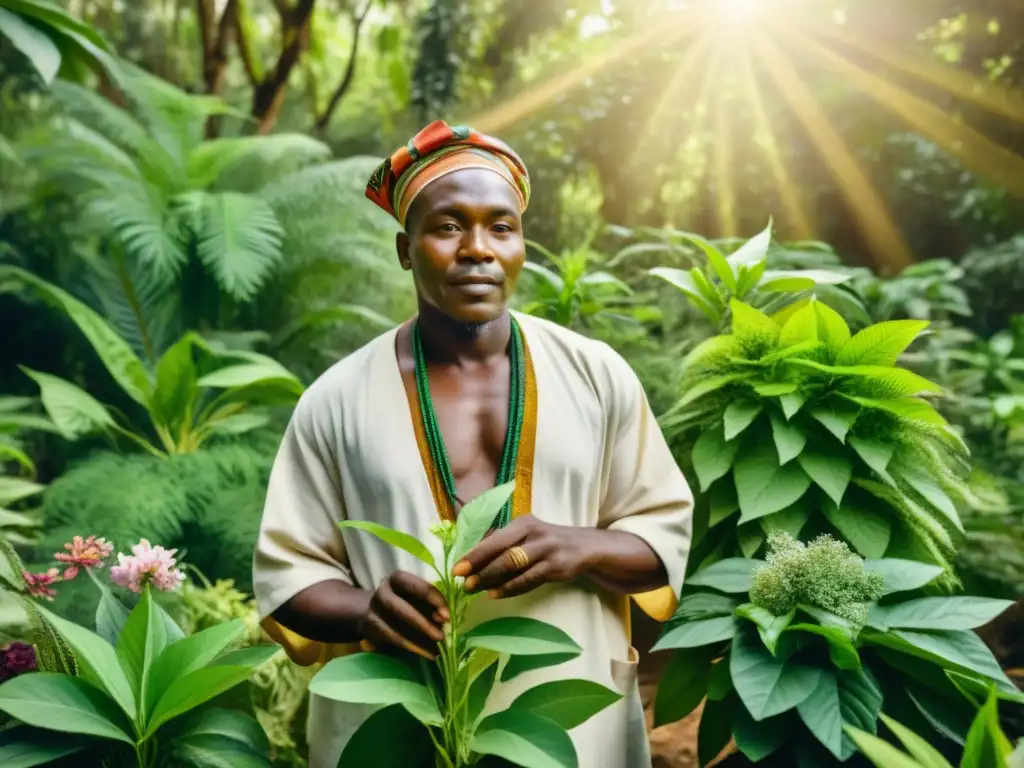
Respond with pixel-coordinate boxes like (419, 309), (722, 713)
(416, 302), (512, 366)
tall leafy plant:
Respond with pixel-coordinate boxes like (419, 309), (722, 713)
(0, 396), (56, 544)
(1, 266), (302, 455)
(312, 484), (622, 768)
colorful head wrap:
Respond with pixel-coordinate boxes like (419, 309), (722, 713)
(366, 120), (530, 227)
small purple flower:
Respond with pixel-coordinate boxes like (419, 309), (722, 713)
(0, 642), (37, 682)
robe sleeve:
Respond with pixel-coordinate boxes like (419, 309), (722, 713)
(253, 394), (360, 665)
(596, 345), (693, 621)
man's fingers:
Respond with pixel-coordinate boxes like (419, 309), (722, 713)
(453, 519), (531, 577)
(392, 571), (450, 620)
(467, 542), (540, 593)
(490, 562), (551, 599)
(363, 612), (437, 661)
(377, 590), (445, 645)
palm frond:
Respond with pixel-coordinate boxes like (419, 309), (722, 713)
(189, 134), (332, 192)
(185, 191), (284, 302)
(86, 191), (187, 286)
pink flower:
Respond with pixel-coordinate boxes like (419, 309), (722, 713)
(54, 535), (114, 580)
(22, 568), (61, 601)
(0, 642), (37, 681)
(109, 539), (185, 594)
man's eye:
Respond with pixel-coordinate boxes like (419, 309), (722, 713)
(438, 223), (460, 232)
(493, 223), (512, 233)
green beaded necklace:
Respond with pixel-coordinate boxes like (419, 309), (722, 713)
(412, 316), (526, 529)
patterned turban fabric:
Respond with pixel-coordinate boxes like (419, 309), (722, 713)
(365, 120), (531, 227)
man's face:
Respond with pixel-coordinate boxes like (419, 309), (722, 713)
(398, 167), (525, 326)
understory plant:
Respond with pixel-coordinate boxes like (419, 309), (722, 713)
(311, 483), (622, 768)
(0, 533), (276, 766)
(0, 396), (56, 545)
(652, 532), (1018, 763)
(1, 266), (303, 455)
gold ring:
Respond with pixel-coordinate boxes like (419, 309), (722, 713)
(506, 546), (530, 572)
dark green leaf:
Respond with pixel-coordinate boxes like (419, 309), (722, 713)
(872, 598), (1014, 632)
(786, 624), (860, 670)
(730, 627), (822, 720)
(708, 481), (739, 528)
(510, 679), (621, 731)
(821, 497), (891, 559)
(734, 705), (788, 762)
(769, 409), (806, 465)
(810, 402), (860, 443)
(673, 593), (739, 622)
(707, 657), (733, 700)
(146, 620), (245, 717)
(117, 586), (167, 715)
(150, 335), (197, 431)
(865, 630), (1014, 692)
(797, 447), (852, 506)
(739, 524), (765, 557)
(166, 709), (270, 768)
(472, 709), (577, 768)
(849, 437), (896, 481)
(654, 647), (717, 726)
(147, 664), (277, 736)
(468, 659), (498, 725)
(337, 705), (431, 768)
(862, 559), (944, 596)
(0, 673), (133, 744)
(725, 401), (763, 440)
(500, 653), (578, 683)
(735, 441), (811, 522)
(759, 502), (809, 539)
(652, 616), (736, 652)
(697, 694), (735, 765)
(94, 584), (130, 646)
(687, 558), (762, 593)
(692, 425), (740, 492)
(0, 727), (91, 768)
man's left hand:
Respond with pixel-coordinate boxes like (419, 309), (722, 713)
(451, 516), (598, 599)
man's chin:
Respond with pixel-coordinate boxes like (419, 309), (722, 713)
(441, 302), (507, 327)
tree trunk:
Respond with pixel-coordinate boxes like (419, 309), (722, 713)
(250, 0), (316, 134)
(312, 0), (372, 132)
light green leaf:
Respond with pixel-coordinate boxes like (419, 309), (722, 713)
(866, 630), (1014, 690)
(0, 673), (133, 744)
(814, 301), (851, 357)
(724, 401), (763, 440)
(797, 447), (852, 506)
(862, 559), (944, 596)
(687, 558), (762, 593)
(730, 300), (780, 345)
(510, 679), (621, 730)
(0, 477), (45, 507)
(0, 267), (151, 404)
(871, 598), (1013, 632)
(961, 689), (1014, 768)
(849, 437), (895, 481)
(36, 606), (136, 720)
(339, 520), (436, 569)
(730, 626), (822, 720)
(736, 603), (793, 655)
(164, 709), (270, 768)
(465, 617), (581, 658)
(797, 672), (844, 758)
(738, 523), (765, 557)
(308, 653), (434, 714)
(94, 584), (131, 647)
(769, 409), (807, 464)
(654, 646), (717, 726)
(727, 222), (772, 269)
(692, 425), (740, 492)
(821, 498), (891, 559)
(196, 363), (301, 393)
(799, 667), (883, 759)
(116, 586), (167, 717)
(150, 335), (197, 431)
(452, 482), (515, 564)
(677, 234), (738, 289)
(0, 6), (60, 83)
(810, 402), (860, 443)
(337, 704), (431, 767)
(651, 616), (736, 652)
(735, 441), (812, 522)
(751, 380), (798, 396)
(893, 465), (963, 532)
(472, 709), (578, 768)
(648, 267), (720, 321)
(758, 269), (850, 292)
(836, 320), (930, 367)
(778, 303), (819, 348)
(844, 726), (933, 768)
(145, 619), (245, 718)
(759, 502), (810, 539)
(19, 368), (115, 440)
(780, 390), (808, 419)
(881, 713), (957, 768)
(676, 373), (743, 409)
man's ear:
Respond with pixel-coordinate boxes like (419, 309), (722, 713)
(396, 231), (411, 271)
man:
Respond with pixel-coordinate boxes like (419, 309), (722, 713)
(253, 120), (693, 767)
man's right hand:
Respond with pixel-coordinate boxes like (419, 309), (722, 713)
(359, 571), (449, 660)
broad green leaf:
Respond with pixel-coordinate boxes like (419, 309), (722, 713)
(0, 6), (61, 83)
(706, 658), (733, 701)
(36, 606), (136, 719)
(822, 498), (891, 559)
(651, 616), (736, 652)
(778, 303), (819, 348)
(145, 619), (245, 717)
(893, 466), (963, 532)
(814, 301), (851, 357)
(735, 260), (767, 298)
(648, 267), (720, 321)
(832, 366), (942, 398)
(0, 267), (152, 404)
(844, 395), (950, 428)
(759, 502), (809, 539)
(738, 523), (765, 557)
(676, 234), (736, 290)
(769, 409), (806, 464)
(654, 646), (717, 726)
(208, 645), (278, 669)
(724, 401), (762, 440)
(687, 557), (762, 593)
(673, 592), (739, 622)
(0, 673), (133, 744)
(797, 446), (852, 505)
(844, 726), (932, 768)
(166, 709), (270, 768)
(196, 363), (301, 393)
(730, 300), (779, 345)
(150, 335), (197, 431)
(863, 559), (944, 596)
(758, 269), (850, 292)
(730, 626), (822, 720)
(676, 373), (743, 409)
(865, 630), (1014, 690)
(117, 587), (167, 716)
(451, 482), (515, 564)
(780, 390), (808, 419)
(708, 480), (739, 528)
(734, 441), (811, 522)
(786, 624), (861, 670)
(751, 380), (799, 396)
(0, 476), (45, 507)
(147, 664), (275, 736)
(19, 368), (115, 440)
(472, 709), (578, 768)
(836, 320), (930, 367)
(961, 689), (1014, 768)
(871, 598), (1013, 632)
(339, 520), (436, 569)
(94, 584), (131, 646)
(697, 695), (734, 765)
(465, 617), (581, 657)
(692, 425), (740, 491)
(0, 727), (90, 768)
(510, 679), (621, 730)
(881, 713), (957, 768)
(727, 222), (772, 268)
(500, 652), (579, 683)
(734, 705), (788, 762)
(337, 704), (431, 768)
(849, 437), (896, 481)
(468, 659), (498, 725)
(308, 653), (434, 714)
(810, 402), (860, 443)
(799, 667), (882, 759)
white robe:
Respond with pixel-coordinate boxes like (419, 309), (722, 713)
(253, 312), (693, 768)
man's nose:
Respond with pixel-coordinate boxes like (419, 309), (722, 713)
(459, 227), (495, 262)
